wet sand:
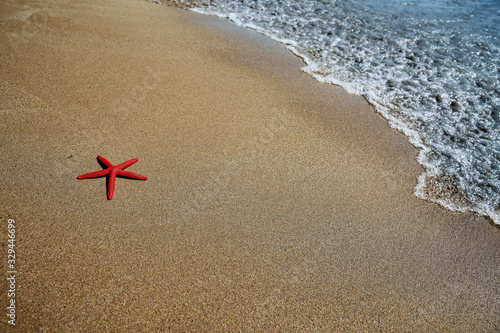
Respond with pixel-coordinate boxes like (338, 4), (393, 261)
(0, 0), (499, 331)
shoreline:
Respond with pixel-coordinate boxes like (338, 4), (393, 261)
(167, 0), (500, 227)
(1, 0), (499, 331)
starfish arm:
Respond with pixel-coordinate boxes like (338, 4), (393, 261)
(77, 168), (110, 179)
(116, 169), (148, 180)
(116, 158), (139, 170)
(108, 169), (117, 200)
(97, 155), (115, 168)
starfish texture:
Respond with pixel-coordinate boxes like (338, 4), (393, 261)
(77, 155), (147, 199)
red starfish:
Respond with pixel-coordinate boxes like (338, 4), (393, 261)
(77, 155), (147, 200)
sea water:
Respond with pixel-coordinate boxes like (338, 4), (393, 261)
(157, 0), (500, 225)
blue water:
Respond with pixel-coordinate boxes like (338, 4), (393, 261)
(157, 0), (500, 225)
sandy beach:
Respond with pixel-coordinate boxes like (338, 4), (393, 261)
(1, 0), (499, 331)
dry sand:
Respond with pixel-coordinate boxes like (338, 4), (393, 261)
(0, 0), (499, 331)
